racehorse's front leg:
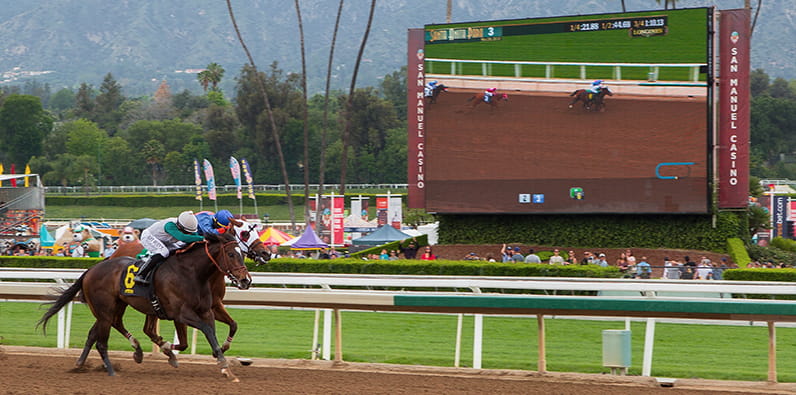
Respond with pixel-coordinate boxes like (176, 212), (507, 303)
(192, 318), (239, 382)
(171, 322), (189, 352)
(143, 315), (179, 368)
(213, 304), (237, 352)
(112, 314), (143, 363)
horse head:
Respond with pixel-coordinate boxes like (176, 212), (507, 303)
(228, 218), (271, 266)
(600, 87), (613, 97)
(499, 93), (509, 101)
(205, 230), (252, 290)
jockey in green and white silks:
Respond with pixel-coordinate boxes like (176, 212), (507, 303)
(134, 211), (203, 285)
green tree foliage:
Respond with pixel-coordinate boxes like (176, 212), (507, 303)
(93, 73), (125, 134)
(749, 69), (796, 180)
(0, 94), (54, 165)
(63, 119), (108, 157)
(49, 88), (76, 114)
(73, 83), (95, 119)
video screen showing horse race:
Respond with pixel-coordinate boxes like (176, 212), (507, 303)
(422, 8), (711, 214)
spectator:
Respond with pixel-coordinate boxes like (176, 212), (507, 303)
(268, 245), (281, 259)
(420, 246), (437, 260)
(318, 248), (331, 260)
(500, 244), (513, 263)
(595, 253), (609, 267)
(512, 246), (524, 262)
(625, 250), (637, 267)
(663, 257), (682, 279)
(71, 242), (85, 258)
(580, 251), (595, 265)
(616, 252), (627, 270)
(636, 256), (651, 279)
(697, 259), (713, 280)
(712, 259), (727, 280)
(485, 254), (497, 262)
(463, 252), (480, 261)
(524, 248), (541, 263)
(379, 249), (389, 260)
(329, 247), (340, 259)
(548, 249), (565, 265)
(388, 250), (400, 260)
(681, 256), (697, 279)
(400, 238), (419, 259)
(565, 250), (577, 265)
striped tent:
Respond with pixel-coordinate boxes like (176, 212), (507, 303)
(258, 227), (293, 246)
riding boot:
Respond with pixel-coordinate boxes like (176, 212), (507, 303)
(134, 254), (165, 284)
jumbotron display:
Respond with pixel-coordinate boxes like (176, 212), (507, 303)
(421, 8), (712, 214)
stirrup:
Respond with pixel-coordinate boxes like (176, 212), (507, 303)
(134, 274), (150, 284)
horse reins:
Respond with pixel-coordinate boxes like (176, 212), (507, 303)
(204, 240), (241, 280)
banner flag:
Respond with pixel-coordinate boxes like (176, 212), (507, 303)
(24, 164), (31, 187)
(241, 159), (255, 199)
(202, 159), (217, 201)
(230, 156), (242, 199)
(0, 163), (3, 187)
(10, 164), (16, 187)
(193, 159), (202, 201)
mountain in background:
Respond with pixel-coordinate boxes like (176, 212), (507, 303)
(0, 0), (792, 96)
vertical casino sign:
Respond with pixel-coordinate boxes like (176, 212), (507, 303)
(407, 28), (425, 208)
(717, 9), (750, 208)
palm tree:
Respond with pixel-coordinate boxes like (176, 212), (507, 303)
(339, 0), (376, 195)
(317, 0), (344, 227)
(225, 0), (296, 227)
(294, 0), (311, 226)
(197, 70), (211, 92)
(206, 63), (225, 91)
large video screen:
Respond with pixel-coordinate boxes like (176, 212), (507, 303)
(423, 8), (711, 214)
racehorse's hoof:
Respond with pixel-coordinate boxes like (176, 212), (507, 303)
(568, 105), (573, 109)
(133, 349), (143, 363)
(221, 368), (240, 383)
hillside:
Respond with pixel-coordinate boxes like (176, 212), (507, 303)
(0, 0), (792, 96)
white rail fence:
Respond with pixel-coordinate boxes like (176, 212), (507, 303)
(426, 57), (707, 85)
(2, 268), (795, 380)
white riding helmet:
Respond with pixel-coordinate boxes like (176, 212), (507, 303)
(176, 211), (198, 233)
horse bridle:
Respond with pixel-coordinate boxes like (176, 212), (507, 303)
(229, 223), (270, 264)
(204, 239), (248, 288)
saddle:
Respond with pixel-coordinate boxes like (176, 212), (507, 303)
(119, 259), (169, 319)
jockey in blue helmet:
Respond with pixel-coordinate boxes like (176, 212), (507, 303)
(196, 209), (234, 237)
(424, 80), (439, 97)
(589, 80), (604, 94)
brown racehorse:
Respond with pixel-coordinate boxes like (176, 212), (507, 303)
(38, 231), (250, 381)
(111, 218), (269, 355)
(467, 91), (508, 110)
(568, 87), (613, 112)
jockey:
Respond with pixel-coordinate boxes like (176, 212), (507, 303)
(588, 80), (604, 94)
(196, 209), (234, 237)
(424, 80), (438, 97)
(484, 87), (497, 103)
(134, 211), (203, 285)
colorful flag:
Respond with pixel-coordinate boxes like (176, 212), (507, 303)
(10, 164), (16, 187)
(193, 159), (202, 201)
(0, 163), (4, 187)
(24, 164), (31, 187)
(229, 156), (242, 199)
(202, 159), (217, 201)
(241, 158), (255, 199)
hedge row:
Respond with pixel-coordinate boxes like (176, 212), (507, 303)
(0, 256), (620, 278)
(438, 212), (745, 253)
(726, 238), (752, 267)
(45, 193), (304, 207)
(723, 268), (796, 282)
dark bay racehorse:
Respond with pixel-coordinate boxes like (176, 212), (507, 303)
(38, 231), (250, 381)
(467, 91), (509, 110)
(109, 218), (269, 355)
(426, 83), (448, 104)
(568, 87), (613, 112)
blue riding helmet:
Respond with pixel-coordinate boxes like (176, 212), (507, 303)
(215, 209), (234, 227)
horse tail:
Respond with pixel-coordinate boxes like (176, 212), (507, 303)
(37, 271), (87, 335)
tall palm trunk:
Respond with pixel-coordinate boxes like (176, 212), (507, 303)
(294, 0), (311, 226)
(339, 0), (376, 195)
(317, 0), (344, 231)
(226, 0), (296, 228)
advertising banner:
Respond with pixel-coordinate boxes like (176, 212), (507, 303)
(376, 197), (389, 226)
(790, 201), (796, 222)
(717, 9), (751, 208)
(407, 28), (426, 209)
(772, 195), (788, 238)
(241, 158), (255, 199)
(389, 197), (402, 229)
(202, 159), (217, 201)
(193, 159), (202, 201)
(332, 196), (344, 245)
(229, 156), (242, 199)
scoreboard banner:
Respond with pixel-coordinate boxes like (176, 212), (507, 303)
(717, 9), (750, 209)
(407, 28), (425, 209)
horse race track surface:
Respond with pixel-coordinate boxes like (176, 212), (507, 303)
(2, 346), (793, 395)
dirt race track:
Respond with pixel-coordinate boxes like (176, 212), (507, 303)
(2, 346), (794, 395)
